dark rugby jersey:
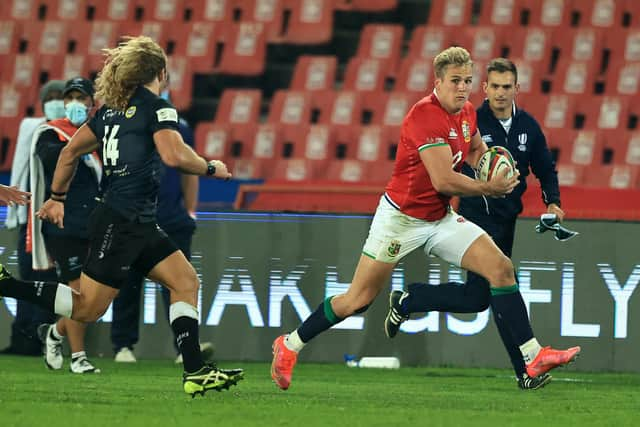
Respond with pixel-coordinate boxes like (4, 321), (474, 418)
(88, 86), (179, 222)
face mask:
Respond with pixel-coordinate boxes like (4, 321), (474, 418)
(65, 101), (88, 126)
(160, 90), (170, 101)
(43, 99), (65, 120)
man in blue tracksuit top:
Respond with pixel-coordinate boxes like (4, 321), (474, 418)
(384, 58), (565, 390)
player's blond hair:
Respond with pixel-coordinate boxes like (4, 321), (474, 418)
(95, 36), (167, 111)
(433, 46), (473, 79)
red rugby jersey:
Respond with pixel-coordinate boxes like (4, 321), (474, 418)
(384, 92), (477, 221)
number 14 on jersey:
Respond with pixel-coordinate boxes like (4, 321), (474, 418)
(103, 125), (120, 166)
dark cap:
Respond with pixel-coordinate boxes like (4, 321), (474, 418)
(63, 77), (95, 98)
(39, 80), (65, 102)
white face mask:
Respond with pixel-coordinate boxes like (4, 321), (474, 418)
(65, 101), (89, 126)
(44, 99), (65, 120)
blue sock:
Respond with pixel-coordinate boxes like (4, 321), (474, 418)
(489, 284), (534, 346)
(401, 282), (489, 314)
(297, 297), (343, 343)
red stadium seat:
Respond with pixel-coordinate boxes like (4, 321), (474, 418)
(570, 130), (605, 165)
(137, 0), (184, 21)
(521, 0), (571, 27)
(367, 92), (418, 127)
(556, 163), (585, 186)
(524, 94), (576, 129)
(550, 59), (598, 95)
(478, 0), (523, 26)
(325, 159), (367, 183)
(620, 132), (640, 165)
(343, 58), (393, 92)
(231, 158), (265, 179)
(214, 89), (262, 125)
(505, 27), (553, 65)
(426, 0), (473, 27)
(268, 158), (319, 181)
(166, 55), (193, 111)
(184, 0), (233, 21)
(119, 21), (167, 45)
(576, 96), (629, 130)
(61, 54), (89, 80)
(365, 158), (395, 184)
(216, 22), (267, 76)
(353, 126), (386, 161)
(71, 21), (120, 73)
(44, 0), (88, 20)
(553, 27), (605, 63)
(583, 164), (639, 189)
(0, 21), (20, 56)
(280, 124), (335, 160)
(312, 91), (363, 127)
(468, 59), (488, 107)
(268, 90), (313, 126)
(0, 0), (38, 20)
(511, 58), (545, 97)
(238, 123), (282, 159)
(450, 27), (504, 62)
(395, 57), (434, 95)
(544, 128), (578, 164)
(87, 0), (137, 20)
(355, 24), (404, 67)
(603, 60), (640, 96)
(289, 55), (337, 91)
(1, 54), (39, 95)
(279, 0), (333, 44)
(235, 0), (284, 42)
(602, 28), (640, 66)
(407, 26), (453, 60)
(169, 22), (221, 73)
(569, 0), (621, 28)
(194, 122), (231, 160)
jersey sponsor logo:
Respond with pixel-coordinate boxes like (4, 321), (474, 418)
(518, 133), (528, 151)
(448, 128), (458, 139)
(462, 121), (471, 142)
(387, 240), (401, 257)
(125, 106), (137, 118)
(482, 134), (493, 144)
(156, 107), (178, 122)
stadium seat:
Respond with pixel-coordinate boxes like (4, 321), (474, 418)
(478, 0), (523, 26)
(569, 0), (621, 28)
(324, 159), (366, 183)
(268, 158), (318, 181)
(279, 124), (335, 160)
(71, 21), (120, 73)
(352, 125), (386, 161)
(553, 27), (604, 63)
(621, 132), (640, 165)
(0, 84), (26, 119)
(279, 0), (333, 44)
(468, 59), (488, 106)
(184, 0), (233, 21)
(576, 96), (629, 130)
(231, 157), (265, 179)
(38, 21), (69, 57)
(355, 24), (404, 67)
(1, 54), (40, 97)
(395, 57), (433, 95)
(511, 58), (545, 97)
(194, 122), (232, 160)
(426, 0), (473, 27)
(215, 22), (267, 76)
(449, 27), (504, 61)
(0, 0), (38, 20)
(550, 59), (598, 95)
(524, 94), (576, 129)
(365, 158), (395, 183)
(544, 128), (577, 164)
(214, 89), (262, 125)
(61, 54), (88, 80)
(603, 60), (640, 96)
(312, 91), (363, 127)
(88, 0), (137, 21)
(268, 90), (313, 126)
(407, 26), (453, 60)
(570, 130), (605, 165)
(169, 22), (220, 73)
(582, 164), (639, 189)
(235, 0), (284, 41)
(0, 21), (20, 56)
(166, 55), (193, 110)
(521, 0), (571, 27)
(556, 163), (585, 186)
(504, 27), (553, 65)
(238, 123), (282, 159)
(366, 92), (417, 127)
(623, 0), (640, 27)
(602, 28), (640, 66)
(137, 0), (184, 21)
(343, 58), (393, 92)
(119, 21), (166, 46)
(44, 0), (88, 20)
(289, 55), (337, 91)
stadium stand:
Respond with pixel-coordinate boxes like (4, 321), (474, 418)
(2, 0), (639, 217)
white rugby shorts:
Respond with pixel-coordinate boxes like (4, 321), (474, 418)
(362, 195), (486, 265)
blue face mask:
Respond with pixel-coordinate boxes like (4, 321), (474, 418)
(160, 90), (170, 101)
(44, 99), (65, 120)
(65, 101), (88, 126)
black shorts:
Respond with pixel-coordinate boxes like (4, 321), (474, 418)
(82, 203), (178, 289)
(44, 235), (89, 283)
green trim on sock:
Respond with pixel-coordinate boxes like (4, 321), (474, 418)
(490, 283), (519, 296)
(323, 297), (339, 324)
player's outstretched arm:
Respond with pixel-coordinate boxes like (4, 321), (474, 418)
(420, 144), (517, 197)
(0, 185), (30, 205)
(153, 129), (232, 179)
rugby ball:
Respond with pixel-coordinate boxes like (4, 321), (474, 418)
(477, 146), (515, 182)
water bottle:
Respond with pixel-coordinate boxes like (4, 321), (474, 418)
(344, 354), (400, 369)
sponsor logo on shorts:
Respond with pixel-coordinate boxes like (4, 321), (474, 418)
(387, 240), (401, 257)
(457, 216), (466, 223)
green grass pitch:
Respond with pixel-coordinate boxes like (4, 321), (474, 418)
(0, 356), (638, 427)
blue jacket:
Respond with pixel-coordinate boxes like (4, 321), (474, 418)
(459, 100), (561, 222)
